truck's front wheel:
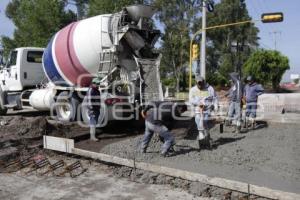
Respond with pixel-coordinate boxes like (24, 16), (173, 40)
(0, 89), (7, 115)
(0, 107), (7, 115)
(55, 92), (79, 122)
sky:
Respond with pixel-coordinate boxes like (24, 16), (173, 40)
(0, 0), (299, 82)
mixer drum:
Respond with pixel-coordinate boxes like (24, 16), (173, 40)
(42, 15), (113, 87)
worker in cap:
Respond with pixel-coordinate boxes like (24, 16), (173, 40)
(226, 72), (243, 132)
(86, 77), (101, 141)
(189, 76), (218, 149)
(243, 75), (264, 129)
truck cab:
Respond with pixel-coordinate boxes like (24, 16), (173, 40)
(0, 47), (46, 92)
(0, 47), (46, 114)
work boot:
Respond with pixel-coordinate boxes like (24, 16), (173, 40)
(236, 125), (241, 133)
(169, 146), (175, 153)
(141, 147), (147, 153)
(249, 118), (255, 130)
(160, 151), (169, 157)
(198, 130), (205, 140)
(251, 120), (256, 130)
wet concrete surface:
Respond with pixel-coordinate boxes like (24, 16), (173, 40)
(93, 120), (300, 194)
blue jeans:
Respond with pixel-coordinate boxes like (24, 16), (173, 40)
(141, 121), (175, 154)
(89, 110), (100, 127)
(246, 102), (257, 118)
(227, 102), (241, 126)
(195, 112), (210, 131)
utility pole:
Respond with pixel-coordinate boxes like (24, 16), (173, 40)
(269, 31), (281, 50)
(200, 0), (207, 79)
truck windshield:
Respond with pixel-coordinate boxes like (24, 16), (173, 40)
(5, 50), (17, 69)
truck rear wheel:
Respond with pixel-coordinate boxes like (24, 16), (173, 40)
(80, 96), (107, 127)
(55, 92), (79, 122)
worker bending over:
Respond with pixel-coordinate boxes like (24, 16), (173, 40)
(243, 76), (264, 129)
(140, 101), (187, 157)
(189, 76), (218, 147)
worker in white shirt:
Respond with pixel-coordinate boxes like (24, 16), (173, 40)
(189, 76), (218, 149)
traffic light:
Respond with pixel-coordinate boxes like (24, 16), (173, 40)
(261, 12), (283, 23)
(192, 44), (199, 60)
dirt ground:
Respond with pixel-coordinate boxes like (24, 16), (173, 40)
(0, 155), (205, 200)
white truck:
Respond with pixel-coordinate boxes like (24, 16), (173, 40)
(0, 5), (163, 126)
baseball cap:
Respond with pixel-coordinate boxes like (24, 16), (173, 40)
(196, 75), (205, 83)
(246, 75), (253, 82)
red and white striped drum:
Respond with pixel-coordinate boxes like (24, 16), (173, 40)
(43, 15), (113, 87)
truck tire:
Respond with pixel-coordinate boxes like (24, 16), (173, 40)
(80, 96), (107, 127)
(0, 106), (7, 116)
(55, 91), (79, 122)
(0, 88), (7, 116)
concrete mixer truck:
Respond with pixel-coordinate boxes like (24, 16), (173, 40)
(0, 5), (163, 126)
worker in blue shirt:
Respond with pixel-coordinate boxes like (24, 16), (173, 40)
(243, 76), (264, 129)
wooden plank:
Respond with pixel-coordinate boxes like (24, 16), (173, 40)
(43, 136), (74, 153)
(72, 147), (300, 200)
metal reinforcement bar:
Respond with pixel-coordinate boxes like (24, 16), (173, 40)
(43, 136), (300, 200)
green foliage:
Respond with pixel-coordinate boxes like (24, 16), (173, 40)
(206, 71), (228, 86)
(1, 0), (76, 57)
(243, 50), (290, 90)
(154, 0), (202, 92)
(194, 0), (259, 86)
(87, 0), (149, 16)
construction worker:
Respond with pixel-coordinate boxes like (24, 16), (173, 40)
(140, 101), (187, 157)
(243, 76), (264, 129)
(189, 76), (218, 148)
(86, 78), (101, 141)
(226, 73), (243, 132)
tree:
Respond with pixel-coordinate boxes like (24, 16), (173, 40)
(1, 0), (76, 57)
(243, 50), (290, 91)
(194, 0), (259, 85)
(87, 0), (149, 16)
(154, 0), (202, 92)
